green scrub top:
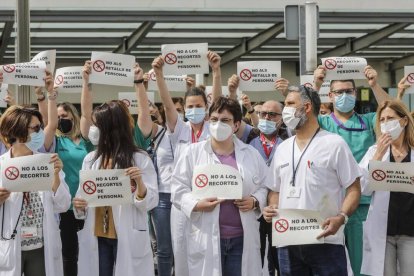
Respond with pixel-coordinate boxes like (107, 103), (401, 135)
(318, 112), (377, 204)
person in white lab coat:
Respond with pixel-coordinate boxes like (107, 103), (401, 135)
(0, 106), (70, 276)
(359, 99), (414, 276)
(171, 97), (270, 276)
(72, 100), (158, 276)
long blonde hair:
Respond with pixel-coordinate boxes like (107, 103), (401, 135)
(375, 99), (414, 149)
(56, 102), (81, 140)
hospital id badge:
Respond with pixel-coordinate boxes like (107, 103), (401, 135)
(21, 227), (38, 238)
(287, 186), (301, 198)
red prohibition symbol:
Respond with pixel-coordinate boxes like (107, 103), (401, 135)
(239, 69), (252, 81)
(372, 169), (386, 181)
(83, 181), (97, 195)
(4, 166), (19, 180)
(195, 174), (209, 188)
(407, 73), (414, 84)
(3, 64), (16, 73)
(93, 60), (106, 72)
(324, 59), (337, 70)
(55, 75), (64, 85)
(274, 219), (289, 233)
(164, 53), (178, 65)
(149, 72), (157, 81)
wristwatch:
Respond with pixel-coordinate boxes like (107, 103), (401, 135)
(338, 212), (349, 225)
(134, 79), (144, 84)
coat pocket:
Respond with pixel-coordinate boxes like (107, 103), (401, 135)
(130, 229), (151, 258)
(0, 240), (15, 269)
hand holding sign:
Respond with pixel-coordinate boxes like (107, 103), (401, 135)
(44, 70), (54, 93)
(82, 61), (92, 84)
(207, 50), (221, 71)
(133, 63), (144, 83)
(372, 133), (393, 161)
(364, 65), (378, 87)
(0, 187), (11, 205)
(398, 75), (412, 99)
(152, 56), (164, 77)
(274, 78), (290, 97)
(263, 205), (278, 223)
(313, 65), (326, 90)
(317, 215), (346, 239)
(228, 74), (239, 94)
(73, 197), (88, 212)
(193, 197), (223, 212)
(185, 76), (195, 91)
(234, 196), (255, 212)
(125, 167), (145, 197)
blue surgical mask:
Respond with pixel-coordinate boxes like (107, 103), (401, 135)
(335, 93), (356, 113)
(185, 108), (206, 124)
(25, 129), (45, 152)
(258, 119), (277, 135)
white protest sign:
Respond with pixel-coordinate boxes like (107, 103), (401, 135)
(54, 66), (83, 93)
(403, 66), (414, 94)
(272, 209), (324, 247)
(204, 86), (242, 106)
(321, 57), (367, 80)
(89, 52), (135, 87)
(1, 154), (54, 192)
(147, 69), (187, 92)
(31, 50), (56, 73)
(79, 169), (132, 207)
(369, 160), (414, 194)
(237, 61), (281, 91)
(1, 61), (46, 86)
(0, 84), (8, 108)
(161, 43), (209, 75)
(300, 75), (314, 89)
(300, 75), (331, 102)
(192, 164), (243, 200)
(118, 92), (155, 115)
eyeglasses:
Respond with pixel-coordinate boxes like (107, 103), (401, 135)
(210, 117), (233, 124)
(259, 111), (281, 119)
(28, 124), (43, 133)
(331, 88), (356, 96)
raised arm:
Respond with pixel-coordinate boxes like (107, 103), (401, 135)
(227, 74), (239, 101)
(43, 70), (58, 151)
(274, 78), (290, 98)
(241, 93), (258, 127)
(365, 65), (391, 105)
(134, 63), (152, 137)
(208, 51), (222, 101)
(34, 86), (48, 126)
(80, 61), (93, 139)
(152, 56), (178, 132)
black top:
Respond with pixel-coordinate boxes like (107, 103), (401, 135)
(387, 148), (414, 236)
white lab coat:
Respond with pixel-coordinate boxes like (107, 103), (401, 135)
(359, 145), (414, 276)
(0, 150), (71, 276)
(171, 137), (270, 276)
(75, 151), (158, 276)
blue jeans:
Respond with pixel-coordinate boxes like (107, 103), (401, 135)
(98, 237), (118, 276)
(278, 244), (347, 276)
(150, 192), (173, 276)
(220, 236), (244, 276)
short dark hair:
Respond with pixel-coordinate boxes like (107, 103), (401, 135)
(288, 85), (321, 117)
(0, 106), (43, 145)
(184, 86), (208, 107)
(209, 96), (242, 123)
(172, 97), (184, 107)
(330, 79), (356, 90)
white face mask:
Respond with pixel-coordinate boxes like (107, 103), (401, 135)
(209, 121), (233, 142)
(381, 119), (404, 141)
(282, 107), (301, 130)
(88, 125), (100, 146)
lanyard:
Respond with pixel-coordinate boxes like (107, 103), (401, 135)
(191, 123), (204, 143)
(291, 128), (320, 187)
(260, 133), (277, 158)
(330, 113), (367, 132)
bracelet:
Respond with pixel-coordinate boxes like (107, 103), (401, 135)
(134, 79), (144, 84)
(48, 91), (58, 101)
(136, 194), (145, 201)
(36, 94), (46, 102)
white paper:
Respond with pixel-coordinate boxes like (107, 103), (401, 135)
(1, 154), (54, 192)
(1, 61), (46, 86)
(54, 66), (83, 93)
(192, 164), (243, 200)
(0, 84), (8, 108)
(300, 75), (314, 88)
(322, 57), (367, 80)
(118, 92), (155, 115)
(369, 160), (414, 194)
(31, 50), (56, 73)
(403, 66), (414, 94)
(89, 52), (135, 87)
(237, 61), (281, 91)
(78, 169), (132, 207)
(161, 43), (209, 75)
(272, 209), (324, 247)
(147, 69), (187, 92)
